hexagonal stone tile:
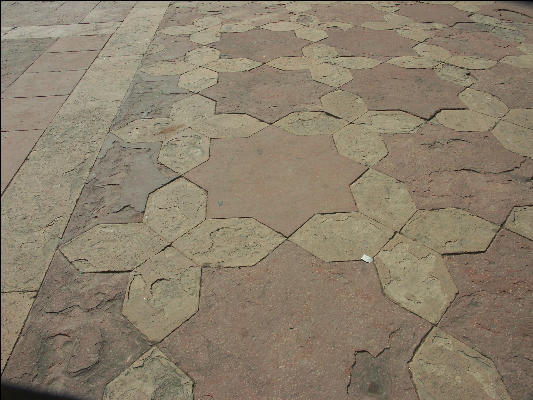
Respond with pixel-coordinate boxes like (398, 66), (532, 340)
(60, 224), (167, 273)
(434, 63), (476, 87)
(327, 56), (382, 70)
(266, 56), (310, 71)
(309, 63), (352, 87)
(140, 61), (196, 76)
(190, 28), (220, 45)
(435, 110), (498, 131)
(375, 235), (457, 323)
(173, 218), (284, 267)
(492, 121), (533, 158)
(144, 179), (207, 241)
(205, 58), (261, 72)
(355, 111), (424, 134)
(185, 47), (220, 66)
(503, 109), (533, 129)
(302, 43), (338, 63)
(333, 124), (388, 167)
(386, 56), (440, 69)
(158, 128), (210, 175)
(342, 64), (464, 119)
(262, 21), (302, 31)
(122, 248), (201, 342)
(413, 43), (451, 62)
(290, 212), (394, 262)
(459, 88), (508, 118)
(111, 118), (184, 143)
(320, 90), (367, 122)
(170, 95), (215, 127)
(402, 208), (498, 254)
(192, 114), (267, 138)
(501, 54), (533, 68)
(410, 328), (511, 400)
(351, 169), (416, 231)
(103, 347), (192, 400)
(505, 206), (533, 240)
(274, 112), (347, 135)
(295, 27), (328, 42)
(178, 67), (218, 92)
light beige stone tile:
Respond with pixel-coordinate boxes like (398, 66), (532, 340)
(318, 21), (354, 31)
(448, 55), (497, 70)
(170, 95), (216, 126)
(362, 21), (401, 30)
(355, 111), (424, 134)
(178, 67), (218, 92)
(185, 47), (220, 66)
(501, 54), (533, 68)
(321, 90), (367, 122)
(112, 118), (185, 143)
(435, 110), (498, 131)
(434, 63), (476, 87)
(275, 112), (348, 135)
(286, 3), (312, 12)
(290, 13), (320, 27)
(192, 114), (267, 138)
(174, 218), (285, 267)
(503, 109), (533, 130)
(328, 56), (382, 69)
(402, 208), (498, 254)
(290, 212), (394, 262)
(375, 235), (457, 323)
(193, 16), (222, 28)
(470, 13), (517, 31)
(60, 223), (167, 272)
(414, 43), (451, 62)
(160, 25), (202, 35)
(122, 248), (201, 342)
(158, 128), (210, 175)
(140, 60), (196, 75)
(309, 63), (353, 87)
(267, 56), (310, 71)
(333, 124), (388, 167)
(459, 88), (508, 118)
(396, 27), (432, 42)
(504, 206), (533, 240)
(410, 328), (511, 400)
(262, 21), (303, 31)
(220, 23), (254, 33)
(302, 43), (338, 63)
(453, 1), (481, 12)
(190, 27), (221, 45)
(2, 22), (120, 40)
(103, 347), (193, 400)
(295, 27), (328, 42)
(351, 169), (416, 231)
(387, 56), (439, 69)
(492, 121), (533, 158)
(206, 58), (261, 72)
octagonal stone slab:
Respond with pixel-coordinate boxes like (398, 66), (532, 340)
(274, 112), (347, 136)
(174, 218), (285, 267)
(492, 120), (533, 159)
(295, 27), (328, 42)
(185, 46), (220, 66)
(354, 111), (424, 134)
(459, 88), (508, 118)
(192, 113), (267, 138)
(435, 110), (498, 132)
(170, 94), (215, 127)
(320, 90), (367, 122)
(333, 124), (388, 167)
(290, 212), (394, 262)
(178, 67), (218, 92)
(158, 128), (210, 175)
(375, 235), (457, 323)
(123, 248), (201, 342)
(504, 206), (533, 240)
(103, 347), (192, 400)
(351, 169), (416, 231)
(327, 56), (382, 70)
(410, 328), (511, 400)
(309, 63), (353, 87)
(144, 179), (207, 241)
(402, 208), (498, 254)
(111, 118), (185, 143)
(205, 58), (261, 72)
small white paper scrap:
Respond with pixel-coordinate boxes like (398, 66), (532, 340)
(361, 254), (373, 263)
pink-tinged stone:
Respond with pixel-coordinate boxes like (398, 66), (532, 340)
(1, 252), (150, 399)
(202, 65), (331, 123)
(341, 64), (464, 119)
(1, 96), (67, 131)
(375, 124), (530, 224)
(307, 3), (385, 25)
(214, 29), (308, 62)
(26, 50), (98, 72)
(221, 2), (291, 26)
(440, 230), (533, 400)
(144, 34), (198, 64)
(47, 35), (110, 52)
(1, 70), (84, 98)
(1, 130), (43, 192)
(160, 242), (430, 400)
(478, 2), (533, 23)
(472, 64), (533, 109)
(398, 3), (471, 25)
(186, 126), (365, 236)
(324, 27), (417, 57)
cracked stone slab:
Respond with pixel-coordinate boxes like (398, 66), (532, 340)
(60, 223), (167, 273)
(459, 88), (508, 118)
(274, 112), (347, 135)
(351, 169), (416, 231)
(354, 111), (424, 134)
(192, 114), (268, 138)
(492, 120), (533, 159)
(185, 47), (220, 66)
(170, 94), (215, 127)
(103, 347), (193, 400)
(205, 58), (261, 72)
(333, 124), (388, 167)
(174, 218), (284, 267)
(504, 206), (533, 240)
(435, 110), (498, 132)
(410, 328), (511, 400)
(503, 109), (533, 130)
(401, 208), (498, 254)
(144, 179), (207, 242)
(309, 62), (353, 87)
(111, 118), (186, 143)
(290, 212), (394, 262)
(321, 90), (367, 122)
(374, 235), (457, 323)
(178, 67), (218, 92)
(123, 248), (201, 342)
(158, 128), (210, 175)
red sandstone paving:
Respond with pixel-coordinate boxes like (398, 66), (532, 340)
(160, 242), (430, 400)
(306, 3), (385, 25)
(1, 96), (67, 131)
(440, 230), (533, 400)
(186, 126), (365, 236)
(1, 70), (85, 98)
(26, 50), (98, 72)
(47, 35), (110, 52)
(397, 3), (471, 26)
(221, 2), (291, 25)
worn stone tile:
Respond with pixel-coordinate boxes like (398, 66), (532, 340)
(158, 128), (210, 175)
(144, 34), (198, 63)
(309, 63), (352, 87)
(503, 108), (533, 129)
(160, 242), (430, 399)
(327, 56), (382, 69)
(2, 70), (84, 98)
(302, 43), (338, 63)
(402, 208), (498, 254)
(178, 67), (218, 92)
(342, 64), (464, 119)
(202, 65), (330, 123)
(2, 22), (120, 40)
(321, 90), (367, 122)
(111, 118), (185, 143)
(1, 96), (67, 131)
(193, 15), (223, 29)
(262, 21), (303, 31)
(185, 47), (220, 66)
(448, 55), (497, 70)
(387, 56), (440, 68)
(492, 120), (533, 158)
(267, 56), (309, 71)
(434, 63), (476, 87)
(500, 53), (533, 68)
(375, 235), (457, 323)
(351, 169), (416, 231)
(413, 43), (451, 61)
(169, 94), (215, 126)
(220, 23), (254, 33)
(205, 57), (261, 72)
(295, 27), (328, 42)
(307, 3), (386, 25)
(140, 60), (196, 76)
(83, 3), (133, 23)
(333, 124), (388, 167)
(161, 25), (203, 35)
(47, 35), (110, 52)
(504, 206), (533, 240)
(410, 328), (511, 399)
(398, 3), (471, 26)
(190, 28), (221, 45)
(186, 126), (365, 236)
(459, 88), (508, 118)
(274, 112), (347, 135)
(354, 111), (424, 134)
(26, 51), (98, 72)
(435, 110), (499, 131)
(192, 114), (267, 138)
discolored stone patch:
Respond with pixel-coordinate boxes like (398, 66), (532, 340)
(504, 206), (533, 240)
(397, 3), (471, 26)
(158, 128), (210, 175)
(178, 67), (218, 92)
(435, 110), (498, 132)
(492, 120), (533, 159)
(459, 88), (508, 118)
(354, 111), (424, 134)
(333, 124), (388, 167)
(192, 113), (267, 138)
(320, 90), (367, 122)
(274, 112), (347, 136)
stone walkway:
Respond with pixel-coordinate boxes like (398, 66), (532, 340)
(1, 1), (532, 399)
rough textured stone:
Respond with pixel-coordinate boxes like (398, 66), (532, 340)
(504, 206), (533, 240)
(169, 94), (215, 126)
(178, 67), (218, 92)
(174, 218), (284, 267)
(398, 3), (471, 25)
(459, 88), (508, 118)
(192, 113), (267, 138)
(290, 212), (394, 261)
(103, 347), (193, 400)
(111, 118), (185, 143)
(186, 126), (365, 236)
(435, 110), (498, 131)
(267, 56), (310, 71)
(309, 63), (352, 87)
(274, 112), (347, 136)
(60, 223), (167, 273)
(333, 124), (388, 167)
(351, 169), (416, 231)
(321, 90), (367, 122)
(307, 3), (386, 26)
(185, 46), (220, 66)
(160, 242), (430, 400)
(295, 27), (328, 42)
(501, 53), (533, 68)
(434, 63), (476, 87)
(354, 111), (424, 134)
(144, 179), (207, 242)
(302, 43), (338, 63)
(205, 57), (261, 72)
(410, 328), (511, 400)
(402, 208), (498, 254)
(327, 56), (382, 69)
(375, 235), (457, 323)
(492, 120), (533, 158)
(387, 56), (439, 69)
(158, 128), (210, 175)
(504, 108), (533, 130)
(123, 248), (201, 342)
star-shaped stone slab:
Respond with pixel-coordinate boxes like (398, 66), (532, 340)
(185, 126), (366, 236)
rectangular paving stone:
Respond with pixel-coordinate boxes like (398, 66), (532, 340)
(2, 22), (120, 40)
(1, 70), (85, 98)
(1, 96), (67, 131)
(82, 5), (134, 23)
(47, 35), (110, 52)
(26, 51), (99, 72)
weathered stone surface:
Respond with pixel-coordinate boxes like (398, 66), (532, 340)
(307, 2), (385, 26)
(185, 46), (220, 66)
(192, 113), (267, 138)
(144, 179), (206, 242)
(160, 242), (430, 399)
(220, 23), (254, 33)
(398, 3), (470, 25)
(169, 94), (215, 126)
(327, 56), (382, 69)
(413, 43), (451, 61)
(1, 96), (67, 131)
(267, 56), (309, 71)
(178, 67), (218, 92)
(402, 208), (498, 254)
(205, 57), (261, 72)
(302, 43), (338, 63)
(333, 124), (388, 167)
(501, 53), (533, 68)
(321, 90), (367, 122)
(160, 25), (202, 35)
(351, 169), (416, 231)
(354, 111), (424, 134)
(174, 218), (284, 267)
(309, 62), (352, 87)
(448, 55), (497, 70)
(434, 63), (476, 87)
(140, 60), (196, 76)
(375, 235), (457, 323)
(112, 118), (185, 143)
(144, 34), (197, 64)
(158, 128), (210, 175)
(190, 28), (220, 45)
(387, 56), (439, 69)
(262, 21), (302, 31)
(25, 50), (98, 73)
(504, 108), (533, 130)
(186, 126), (365, 236)
(103, 347), (193, 400)
(504, 206), (533, 240)
(2, 70), (85, 98)
(274, 112), (347, 135)
(492, 120), (533, 158)
(290, 212), (394, 261)
(410, 328), (511, 400)
(295, 27), (328, 42)
(61, 223), (167, 273)
(459, 88), (508, 118)
(435, 110), (498, 131)
(123, 248), (201, 342)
